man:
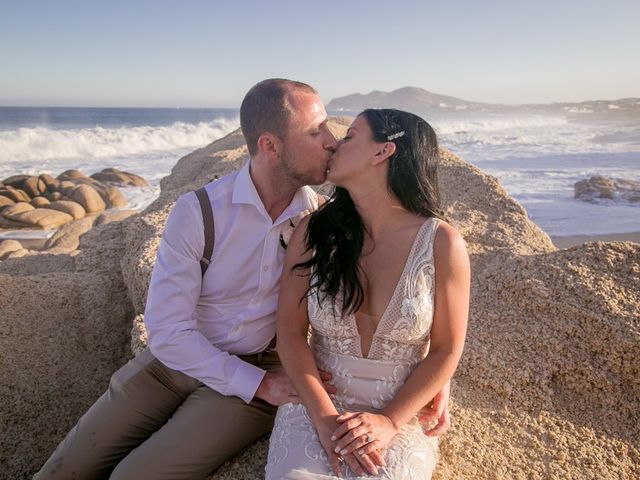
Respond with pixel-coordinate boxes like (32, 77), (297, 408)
(35, 79), (448, 480)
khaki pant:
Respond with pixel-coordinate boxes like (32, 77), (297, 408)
(34, 348), (280, 480)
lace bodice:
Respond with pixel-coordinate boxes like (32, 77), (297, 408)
(308, 218), (438, 365)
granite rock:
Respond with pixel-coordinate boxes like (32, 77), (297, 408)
(2, 122), (638, 479)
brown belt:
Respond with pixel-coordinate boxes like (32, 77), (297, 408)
(238, 336), (277, 364)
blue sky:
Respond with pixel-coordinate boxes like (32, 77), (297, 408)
(1, 0), (639, 107)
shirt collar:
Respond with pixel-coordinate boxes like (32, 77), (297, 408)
(231, 160), (261, 206)
(276, 185), (317, 225)
(232, 160), (318, 224)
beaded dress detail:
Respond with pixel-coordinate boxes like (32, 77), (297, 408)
(266, 218), (439, 479)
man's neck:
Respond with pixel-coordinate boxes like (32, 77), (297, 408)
(249, 159), (300, 222)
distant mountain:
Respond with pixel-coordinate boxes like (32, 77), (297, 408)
(326, 86), (487, 112)
(326, 87), (640, 119)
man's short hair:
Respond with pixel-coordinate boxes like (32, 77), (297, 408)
(240, 79), (317, 156)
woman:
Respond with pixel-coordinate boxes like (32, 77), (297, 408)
(266, 109), (469, 479)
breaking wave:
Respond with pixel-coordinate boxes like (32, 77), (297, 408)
(0, 118), (239, 163)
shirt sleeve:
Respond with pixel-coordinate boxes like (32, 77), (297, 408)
(143, 193), (266, 404)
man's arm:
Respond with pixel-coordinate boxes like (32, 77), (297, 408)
(144, 193), (266, 404)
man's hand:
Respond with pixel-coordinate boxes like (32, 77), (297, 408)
(254, 369), (336, 406)
(417, 380), (451, 436)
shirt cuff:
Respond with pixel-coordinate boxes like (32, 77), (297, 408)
(229, 356), (267, 404)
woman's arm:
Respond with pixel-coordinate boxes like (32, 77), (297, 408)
(276, 216), (338, 424)
(277, 216), (381, 476)
(333, 222), (470, 455)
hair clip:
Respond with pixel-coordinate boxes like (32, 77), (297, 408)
(387, 131), (405, 141)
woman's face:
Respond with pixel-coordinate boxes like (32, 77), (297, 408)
(327, 115), (380, 186)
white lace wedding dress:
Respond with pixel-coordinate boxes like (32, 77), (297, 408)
(266, 218), (439, 480)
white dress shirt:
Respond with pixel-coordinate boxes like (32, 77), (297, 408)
(144, 161), (319, 403)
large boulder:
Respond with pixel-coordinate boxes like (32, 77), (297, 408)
(48, 200), (86, 220)
(0, 239), (23, 259)
(575, 175), (640, 203)
(0, 186), (31, 202)
(436, 242), (639, 479)
(57, 169), (89, 182)
(2, 121), (638, 479)
(93, 184), (128, 208)
(43, 215), (98, 252)
(91, 167), (149, 187)
(2, 174), (30, 189)
(0, 215), (31, 228)
(0, 195), (15, 210)
(30, 196), (51, 208)
(2, 201), (35, 217)
(69, 184), (107, 214)
(44, 191), (63, 202)
(39, 173), (59, 193)
(10, 208), (74, 229)
(23, 176), (47, 198)
(0, 210), (135, 478)
(0, 271), (133, 477)
(57, 180), (76, 192)
(95, 209), (137, 226)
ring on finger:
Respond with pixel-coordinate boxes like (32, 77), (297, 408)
(366, 433), (374, 443)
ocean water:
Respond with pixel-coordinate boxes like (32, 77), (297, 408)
(0, 107), (638, 238)
(0, 107), (240, 216)
(430, 113), (640, 236)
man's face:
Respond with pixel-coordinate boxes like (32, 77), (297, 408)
(278, 92), (337, 186)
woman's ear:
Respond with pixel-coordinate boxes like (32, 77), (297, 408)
(257, 133), (281, 161)
(372, 141), (396, 165)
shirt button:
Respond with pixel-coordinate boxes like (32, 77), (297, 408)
(263, 265), (269, 272)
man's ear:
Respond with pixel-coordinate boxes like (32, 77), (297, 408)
(372, 142), (396, 165)
(257, 133), (281, 160)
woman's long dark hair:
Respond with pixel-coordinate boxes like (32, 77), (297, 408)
(296, 108), (444, 314)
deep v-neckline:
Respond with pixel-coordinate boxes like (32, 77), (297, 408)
(350, 218), (433, 358)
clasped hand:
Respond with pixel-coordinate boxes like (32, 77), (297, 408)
(316, 414), (387, 477)
(332, 411), (397, 461)
(328, 382), (451, 476)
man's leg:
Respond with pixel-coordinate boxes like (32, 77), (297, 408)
(110, 351), (281, 480)
(34, 348), (199, 480)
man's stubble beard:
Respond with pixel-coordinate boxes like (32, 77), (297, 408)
(278, 147), (327, 188)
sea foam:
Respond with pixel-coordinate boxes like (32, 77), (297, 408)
(0, 117), (240, 222)
(0, 118), (239, 164)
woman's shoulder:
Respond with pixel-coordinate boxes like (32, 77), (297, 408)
(431, 218), (469, 270)
(432, 218), (465, 248)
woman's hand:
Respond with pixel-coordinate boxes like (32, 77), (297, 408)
(316, 415), (385, 477)
(417, 380), (451, 436)
(332, 411), (398, 459)
(315, 415), (345, 477)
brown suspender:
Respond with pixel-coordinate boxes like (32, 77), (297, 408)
(194, 186), (325, 277)
(195, 187), (215, 277)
